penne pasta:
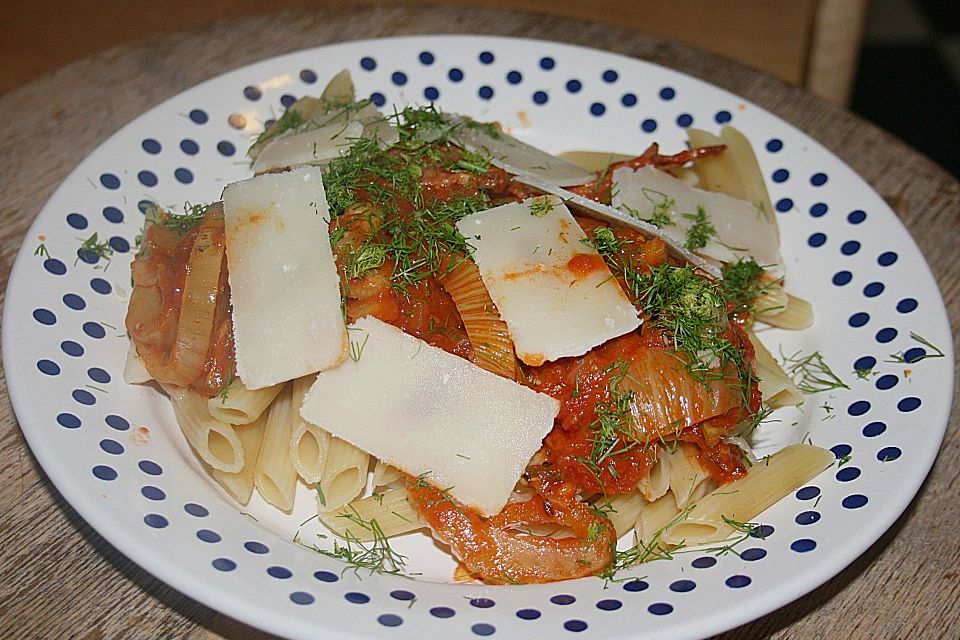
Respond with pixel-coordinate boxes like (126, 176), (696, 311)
(748, 331), (804, 408)
(208, 379), (283, 426)
(162, 384), (244, 473)
(667, 443), (711, 509)
(758, 293), (815, 330)
(660, 444), (834, 546)
(595, 490), (644, 538)
(372, 460), (403, 488)
(638, 446), (671, 502)
(289, 375), (330, 484)
(636, 493), (683, 547)
(318, 436), (369, 512)
(320, 487), (425, 541)
(253, 383), (297, 511)
(210, 414), (267, 504)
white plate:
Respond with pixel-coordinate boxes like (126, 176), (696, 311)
(4, 36), (954, 640)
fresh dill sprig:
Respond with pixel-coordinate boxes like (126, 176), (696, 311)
(34, 243), (51, 259)
(682, 205), (716, 251)
(314, 483), (327, 507)
(586, 360), (642, 471)
(779, 348), (849, 394)
(854, 365), (876, 380)
(252, 107), (306, 150)
(76, 233), (114, 267)
(528, 195), (557, 218)
(582, 226), (624, 258)
(349, 333), (370, 363)
(885, 332), (946, 364)
(216, 372), (237, 403)
(721, 258), (774, 319)
(313, 507), (410, 577)
(598, 506), (694, 582)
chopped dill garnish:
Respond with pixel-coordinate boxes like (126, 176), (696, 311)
(583, 226), (624, 257)
(854, 366), (876, 380)
(837, 454), (852, 467)
(314, 483), (327, 507)
(682, 205), (716, 251)
(313, 507), (410, 577)
(349, 333), (370, 363)
(34, 243), (51, 259)
(737, 405), (775, 438)
(598, 506), (694, 582)
(885, 332), (946, 364)
(76, 233), (114, 267)
(252, 108), (306, 151)
(216, 372), (237, 403)
(779, 349), (849, 394)
(585, 360), (642, 471)
(528, 195), (557, 217)
(721, 258), (773, 318)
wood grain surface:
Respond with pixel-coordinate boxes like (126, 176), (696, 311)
(0, 4), (957, 639)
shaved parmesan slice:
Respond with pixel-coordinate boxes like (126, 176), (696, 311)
(613, 166), (783, 277)
(251, 121), (363, 173)
(222, 166), (347, 389)
(515, 173), (722, 279)
(448, 116), (596, 186)
(300, 317), (559, 517)
(457, 196), (640, 366)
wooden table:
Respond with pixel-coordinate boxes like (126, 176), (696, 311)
(1, 5), (957, 639)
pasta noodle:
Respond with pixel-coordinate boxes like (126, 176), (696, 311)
(595, 490), (644, 538)
(253, 383), (298, 511)
(748, 331), (804, 408)
(667, 443), (711, 509)
(162, 383), (243, 473)
(637, 446), (671, 501)
(210, 414), (267, 504)
(372, 460), (403, 488)
(660, 444), (834, 546)
(123, 340), (152, 384)
(207, 379), (283, 425)
(289, 375), (330, 484)
(317, 436), (369, 512)
(758, 293), (815, 330)
(320, 487), (425, 541)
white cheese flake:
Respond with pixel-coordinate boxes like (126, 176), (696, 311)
(457, 196), (641, 365)
(300, 317), (560, 516)
(222, 166), (347, 389)
(251, 121), (363, 174)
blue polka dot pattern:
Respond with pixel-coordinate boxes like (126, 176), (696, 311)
(807, 233), (826, 247)
(142, 138), (162, 153)
(139, 460), (162, 475)
(863, 421), (886, 437)
(847, 400), (870, 416)
(875, 374), (898, 390)
(141, 486), (165, 500)
(424, 86), (439, 101)
(174, 168), (194, 184)
(44, 259), (67, 275)
(100, 173), (121, 189)
(842, 494), (868, 509)
(183, 502), (208, 516)
(715, 110), (732, 123)
(419, 51), (435, 65)
(345, 592), (370, 604)
(103, 206), (123, 223)
(212, 558), (236, 572)
(506, 70), (522, 84)
(659, 87), (675, 100)
(244, 86), (262, 100)
(848, 209), (866, 223)
(470, 597), (495, 608)
(863, 282), (884, 297)
(669, 580), (696, 592)
(67, 213), (88, 229)
(180, 139), (199, 155)
(766, 138), (783, 152)
(741, 548), (767, 561)
(138, 170), (158, 187)
(795, 511), (821, 525)
(479, 86), (495, 100)
(725, 575), (751, 588)
(37, 360), (60, 375)
(391, 71), (408, 86)
(621, 93), (637, 106)
(267, 566), (293, 579)
(93, 465), (117, 480)
(550, 594), (575, 605)
(188, 109), (208, 124)
(676, 113), (693, 127)
(83, 322), (106, 339)
(106, 414), (130, 431)
(61, 341), (83, 357)
(390, 590), (416, 601)
(810, 172), (828, 186)
(898, 397), (921, 412)
(878, 447), (902, 461)
(448, 68), (464, 82)
(897, 298), (918, 313)
(590, 102), (606, 116)
(539, 56), (554, 69)
(430, 606), (455, 618)
(772, 169), (789, 183)
(751, 525), (775, 539)
(875, 327), (898, 343)
(33, 308), (56, 325)
(566, 79), (582, 93)
(57, 413), (81, 429)
(472, 622), (495, 635)
(72, 389), (96, 405)
(791, 539), (816, 553)
(300, 69), (317, 83)
(841, 240), (861, 255)
(623, 579), (649, 592)
(516, 609), (541, 620)
(564, 620), (588, 632)
(648, 603), (673, 615)
(596, 599), (622, 611)
(532, 90), (547, 104)
(691, 556), (717, 569)
(290, 592), (314, 605)
(99, 439), (123, 454)
(217, 141), (236, 156)
(641, 119), (657, 133)
(245, 541), (269, 554)
(370, 92), (386, 107)
(777, 198), (794, 213)
(360, 56), (376, 70)
(197, 529), (222, 543)
(848, 312), (870, 328)
(878, 251), (898, 266)
(144, 513), (168, 528)
(837, 467), (861, 482)
(90, 278), (112, 294)
(479, 51), (495, 64)
(811, 202), (828, 217)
